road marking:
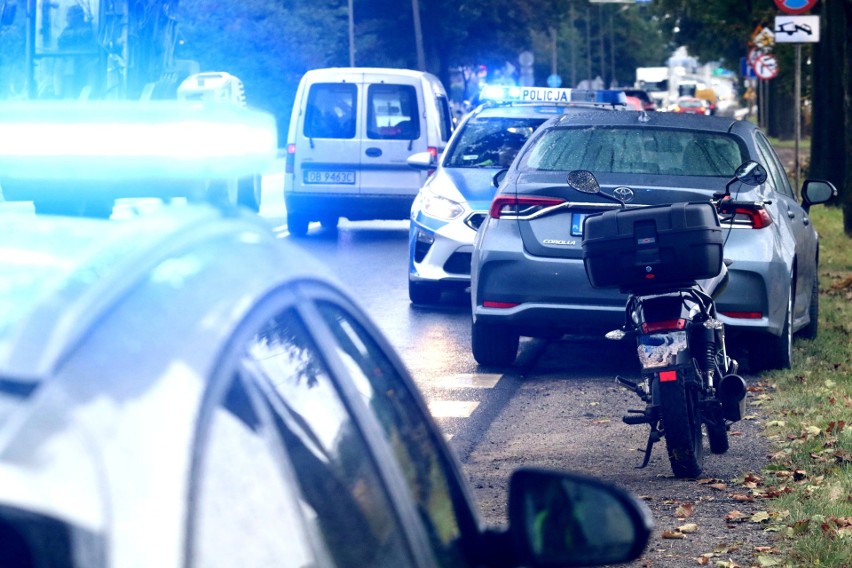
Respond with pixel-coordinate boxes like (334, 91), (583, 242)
(428, 400), (480, 418)
(436, 373), (502, 389)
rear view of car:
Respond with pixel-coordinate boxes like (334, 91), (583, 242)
(283, 67), (454, 236)
(470, 111), (834, 370)
(407, 86), (624, 305)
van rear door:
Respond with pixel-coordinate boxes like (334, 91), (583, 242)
(360, 72), (427, 198)
(296, 76), (362, 196)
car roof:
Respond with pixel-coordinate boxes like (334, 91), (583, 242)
(472, 102), (614, 119)
(0, 205), (334, 383)
(547, 109), (741, 132)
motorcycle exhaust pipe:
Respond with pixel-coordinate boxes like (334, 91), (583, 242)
(717, 374), (747, 422)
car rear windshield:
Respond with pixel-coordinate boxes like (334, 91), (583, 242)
(520, 126), (746, 177)
(443, 117), (546, 168)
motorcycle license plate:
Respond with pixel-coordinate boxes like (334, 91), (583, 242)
(638, 331), (687, 369)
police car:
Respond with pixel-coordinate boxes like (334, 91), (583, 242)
(0, 100), (652, 566)
(406, 87), (625, 305)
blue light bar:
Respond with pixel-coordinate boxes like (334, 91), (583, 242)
(570, 89), (628, 105)
(0, 101), (278, 181)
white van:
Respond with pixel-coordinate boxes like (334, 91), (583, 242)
(283, 67), (454, 236)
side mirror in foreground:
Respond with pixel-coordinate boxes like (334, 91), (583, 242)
(506, 468), (653, 567)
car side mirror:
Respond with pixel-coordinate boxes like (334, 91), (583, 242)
(733, 161), (767, 187)
(801, 179), (837, 212)
(492, 168), (509, 188)
(505, 469), (652, 567)
(407, 151), (435, 171)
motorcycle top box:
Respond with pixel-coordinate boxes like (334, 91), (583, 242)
(582, 201), (723, 292)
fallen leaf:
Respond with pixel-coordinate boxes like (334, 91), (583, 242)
(661, 530), (685, 539)
(756, 555), (781, 567)
(732, 493), (754, 502)
(709, 483), (728, 491)
(725, 510), (747, 522)
(675, 503), (695, 518)
(678, 523), (699, 533)
(751, 511), (771, 523)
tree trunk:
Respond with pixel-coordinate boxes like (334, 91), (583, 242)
(810, 0), (847, 224)
(844, 0), (852, 235)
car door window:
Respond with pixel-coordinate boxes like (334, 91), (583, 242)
(755, 133), (794, 198)
(190, 372), (321, 568)
(305, 83), (357, 139)
(245, 308), (415, 568)
(315, 300), (472, 568)
(367, 84), (420, 140)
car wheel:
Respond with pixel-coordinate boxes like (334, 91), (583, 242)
(287, 212), (310, 237)
(471, 320), (519, 367)
(409, 281), (441, 305)
(798, 276), (819, 340)
(320, 215), (339, 231)
(237, 175), (261, 212)
(754, 288), (793, 371)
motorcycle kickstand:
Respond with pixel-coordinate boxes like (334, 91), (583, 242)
(637, 425), (662, 469)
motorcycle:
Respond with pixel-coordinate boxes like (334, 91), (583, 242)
(567, 161), (768, 478)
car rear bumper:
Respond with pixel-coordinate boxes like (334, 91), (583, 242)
(284, 192), (414, 221)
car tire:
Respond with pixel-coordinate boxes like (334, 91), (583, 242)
(798, 276), (819, 340)
(287, 212), (310, 237)
(754, 288), (793, 371)
(471, 320), (519, 367)
(409, 281), (441, 305)
(237, 175), (261, 212)
(320, 215), (339, 231)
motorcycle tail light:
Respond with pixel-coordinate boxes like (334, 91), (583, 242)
(489, 196), (565, 219)
(641, 318), (687, 333)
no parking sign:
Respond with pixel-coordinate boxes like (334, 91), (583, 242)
(754, 53), (779, 80)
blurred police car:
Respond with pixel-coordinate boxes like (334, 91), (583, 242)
(0, 101), (652, 567)
(406, 87), (624, 305)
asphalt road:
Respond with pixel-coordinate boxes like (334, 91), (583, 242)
(282, 216), (776, 568)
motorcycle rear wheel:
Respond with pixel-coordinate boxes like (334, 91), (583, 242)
(659, 378), (704, 478)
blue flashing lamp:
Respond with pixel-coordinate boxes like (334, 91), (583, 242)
(0, 101), (279, 182)
(570, 89), (627, 105)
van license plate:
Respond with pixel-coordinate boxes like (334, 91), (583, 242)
(304, 171), (356, 185)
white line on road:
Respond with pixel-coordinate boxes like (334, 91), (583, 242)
(428, 400), (480, 418)
(435, 373), (502, 389)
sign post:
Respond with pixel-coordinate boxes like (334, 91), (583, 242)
(774, 13), (820, 189)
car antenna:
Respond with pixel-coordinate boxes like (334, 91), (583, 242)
(637, 111), (650, 123)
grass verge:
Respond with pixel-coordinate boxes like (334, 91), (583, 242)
(757, 205), (852, 567)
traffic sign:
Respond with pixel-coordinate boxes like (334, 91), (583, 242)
(750, 25), (775, 49)
(774, 0), (818, 15)
(775, 15), (820, 43)
(753, 53), (779, 80)
(748, 46), (771, 67)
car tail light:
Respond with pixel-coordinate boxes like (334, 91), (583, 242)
(286, 143), (295, 174)
(489, 196), (565, 219)
(641, 318), (687, 333)
(717, 202), (773, 229)
(482, 300), (519, 308)
(720, 311), (763, 319)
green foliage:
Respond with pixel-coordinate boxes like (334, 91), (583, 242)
(759, 206), (852, 567)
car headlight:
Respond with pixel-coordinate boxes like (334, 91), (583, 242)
(421, 188), (464, 221)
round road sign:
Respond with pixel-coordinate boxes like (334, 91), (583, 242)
(774, 0), (818, 15)
(754, 53), (779, 80)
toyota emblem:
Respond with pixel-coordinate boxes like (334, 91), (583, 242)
(612, 186), (635, 203)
